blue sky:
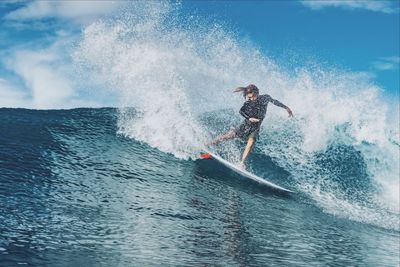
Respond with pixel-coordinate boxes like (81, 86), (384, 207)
(182, 1), (399, 94)
(0, 0), (399, 108)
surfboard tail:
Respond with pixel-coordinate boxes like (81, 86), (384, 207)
(200, 152), (212, 160)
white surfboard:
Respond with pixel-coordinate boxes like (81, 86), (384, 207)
(203, 151), (293, 193)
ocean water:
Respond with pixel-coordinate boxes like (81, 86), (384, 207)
(1, 1), (399, 266)
(0, 108), (399, 266)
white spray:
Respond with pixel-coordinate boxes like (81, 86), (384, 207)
(73, 1), (399, 230)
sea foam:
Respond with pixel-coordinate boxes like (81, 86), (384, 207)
(73, 1), (399, 230)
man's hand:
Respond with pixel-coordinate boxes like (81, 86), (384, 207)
(249, 118), (260, 123)
(286, 107), (293, 117)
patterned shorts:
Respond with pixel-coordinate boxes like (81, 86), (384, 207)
(234, 122), (260, 141)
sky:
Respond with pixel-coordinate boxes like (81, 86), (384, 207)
(0, 0), (399, 109)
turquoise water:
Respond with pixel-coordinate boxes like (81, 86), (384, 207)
(1, 108), (398, 266)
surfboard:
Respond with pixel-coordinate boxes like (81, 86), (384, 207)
(201, 151), (293, 193)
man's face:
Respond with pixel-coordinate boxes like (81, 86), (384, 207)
(247, 92), (257, 101)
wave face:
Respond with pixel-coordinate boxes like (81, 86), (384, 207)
(0, 108), (399, 266)
(73, 2), (399, 231)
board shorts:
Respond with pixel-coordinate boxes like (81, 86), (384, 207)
(234, 121), (260, 141)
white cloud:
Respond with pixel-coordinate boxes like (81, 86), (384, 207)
(1, 33), (93, 109)
(373, 56), (400, 71)
(6, 48), (75, 109)
(0, 0), (120, 110)
(4, 1), (126, 24)
(300, 0), (399, 14)
(0, 78), (31, 108)
(1, 36), (118, 109)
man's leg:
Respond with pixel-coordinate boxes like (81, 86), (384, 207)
(206, 130), (236, 146)
(239, 137), (255, 169)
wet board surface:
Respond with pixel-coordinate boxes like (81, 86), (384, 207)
(202, 151), (293, 193)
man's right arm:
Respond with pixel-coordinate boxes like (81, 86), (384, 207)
(239, 105), (260, 122)
(239, 105), (250, 120)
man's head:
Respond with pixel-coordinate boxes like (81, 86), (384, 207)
(243, 84), (259, 100)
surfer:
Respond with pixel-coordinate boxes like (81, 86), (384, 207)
(206, 84), (293, 169)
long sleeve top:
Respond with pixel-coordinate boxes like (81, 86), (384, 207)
(239, 94), (287, 124)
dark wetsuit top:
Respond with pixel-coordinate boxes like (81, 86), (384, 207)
(235, 94), (287, 139)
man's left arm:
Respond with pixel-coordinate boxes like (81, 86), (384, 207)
(268, 95), (293, 117)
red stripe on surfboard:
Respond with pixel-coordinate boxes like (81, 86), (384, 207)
(200, 153), (212, 159)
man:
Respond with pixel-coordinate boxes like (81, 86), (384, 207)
(207, 84), (293, 169)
